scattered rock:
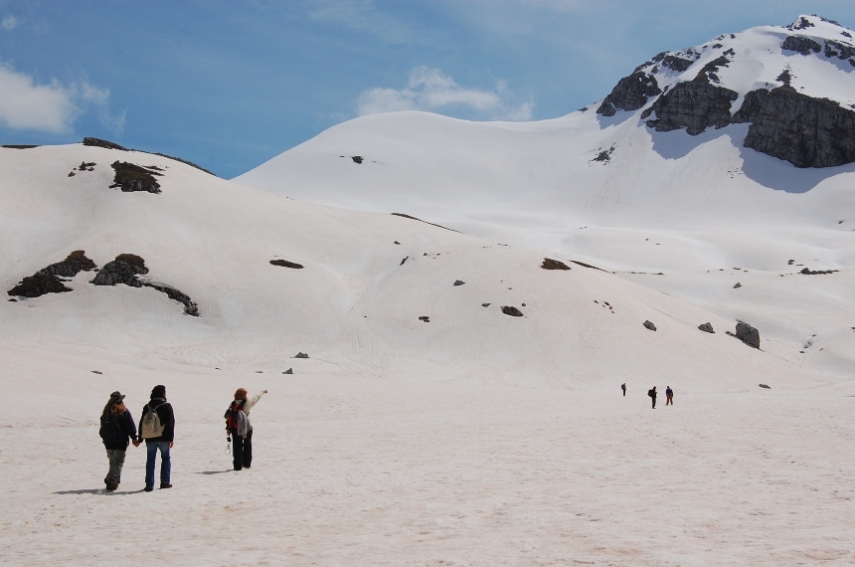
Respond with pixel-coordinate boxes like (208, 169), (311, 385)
(570, 260), (608, 272)
(294, 352), (309, 358)
(400, 256), (408, 266)
(91, 370), (103, 375)
(482, 303), (491, 307)
(591, 145), (616, 164)
(419, 316), (430, 322)
(255, 371), (263, 374)
(391, 213), (459, 233)
(788, 259), (795, 265)
(758, 384), (771, 389)
(733, 282), (742, 288)
(698, 322), (715, 333)
(800, 267), (838, 275)
(270, 259), (304, 269)
(394, 241), (400, 245)
(109, 161), (162, 194)
(501, 306), (523, 317)
(2, 144), (39, 149)
(38, 250), (98, 278)
(283, 368), (293, 374)
(351, 156), (363, 164)
(522, 303), (526, 307)
(735, 321), (760, 348)
(541, 258), (571, 270)
(453, 280), (465, 286)
(145, 282), (199, 316)
(643, 320), (657, 331)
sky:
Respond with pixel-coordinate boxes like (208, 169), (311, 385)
(1, 1), (854, 179)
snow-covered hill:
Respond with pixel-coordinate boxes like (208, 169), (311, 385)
(235, 15), (855, 379)
(2, 141), (819, 390)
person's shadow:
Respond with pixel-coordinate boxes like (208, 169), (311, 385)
(53, 488), (147, 496)
(196, 470), (232, 475)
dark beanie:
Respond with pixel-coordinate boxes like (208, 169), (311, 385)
(150, 385), (166, 399)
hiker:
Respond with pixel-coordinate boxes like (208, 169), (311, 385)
(621, 383), (626, 397)
(138, 385), (175, 492)
(99, 391), (139, 492)
(225, 388), (268, 471)
(666, 386), (674, 406)
(648, 386), (657, 409)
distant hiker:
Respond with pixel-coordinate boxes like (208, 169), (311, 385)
(99, 391), (139, 492)
(138, 385), (175, 492)
(666, 386), (674, 406)
(621, 383), (626, 397)
(648, 386), (657, 409)
(225, 388), (267, 471)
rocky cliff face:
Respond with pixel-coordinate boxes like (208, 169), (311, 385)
(596, 15), (855, 168)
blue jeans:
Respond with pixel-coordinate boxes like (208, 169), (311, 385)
(145, 441), (171, 488)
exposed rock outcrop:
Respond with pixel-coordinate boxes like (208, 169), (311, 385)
(738, 88), (855, 168)
(7, 251), (97, 298)
(596, 72), (661, 116)
(698, 322), (715, 333)
(92, 254), (199, 315)
(109, 161), (162, 194)
(83, 137), (128, 151)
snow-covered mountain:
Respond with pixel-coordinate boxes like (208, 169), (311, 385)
(235, 15), (855, 379)
(2, 140), (818, 391)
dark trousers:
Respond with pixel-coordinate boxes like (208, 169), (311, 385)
(651, 396), (657, 409)
(232, 428), (253, 470)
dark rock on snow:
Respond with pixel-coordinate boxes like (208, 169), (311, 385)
(7, 250), (97, 298)
(698, 322), (715, 333)
(541, 258), (571, 270)
(453, 280), (465, 286)
(294, 352), (309, 358)
(419, 316), (430, 322)
(501, 306), (524, 317)
(83, 137), (129, 151)
(735, 321), (760, 348)
(643, 320), (657, 331)
(283, 368), (293, 374)
(270, 259), (304, 269)
(109, 161), (162, 194)
(92, 254), (199, 316)
(597, 71), (661, 116)
(758, 383), (771, 389)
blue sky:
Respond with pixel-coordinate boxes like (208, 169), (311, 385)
(1, 1), (853, 178)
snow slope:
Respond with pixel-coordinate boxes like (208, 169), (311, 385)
(235, 17), (855, 378)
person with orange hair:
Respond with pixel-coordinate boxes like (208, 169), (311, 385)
(225, 388), (267, 471)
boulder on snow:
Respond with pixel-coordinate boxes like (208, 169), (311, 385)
(419, 316), (431, 322)
(541, 258), (571, 270)
(501, 306), (523, 317)
(283, 368), (293, 374)
(109, 161), (162, 194)
(453, 280), (465, 286)
(698, 322), (715, 333)
(643, 320), (657, 331)
(294, 352), (309, 358)
(758, 383), (771, 389)
(735, 321), (760, 348)
(270, 259), (304, 269)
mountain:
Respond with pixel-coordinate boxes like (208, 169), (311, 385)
(235, 15), (855, 379)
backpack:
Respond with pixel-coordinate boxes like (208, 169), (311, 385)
(140, 403), (166, 439)
(99, 413), (124, 444)
(647, 389), (654, 398)
(224, 400), (245, 432)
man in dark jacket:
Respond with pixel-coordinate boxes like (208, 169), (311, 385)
(648, 386), (657, 409)
(138, 385), (175, 492)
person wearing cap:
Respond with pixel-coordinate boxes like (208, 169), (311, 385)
(99, 391), (139, 492)
(138, 385), (175, 492)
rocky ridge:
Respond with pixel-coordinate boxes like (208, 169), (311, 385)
(597, 15), (855, 168)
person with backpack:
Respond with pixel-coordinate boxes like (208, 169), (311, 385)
(225, 388), (267, 471)
(138, 385), (175, 492)
(648, 386), (657, 409)
(99, 391), (139, 492)
(621, 383), (626, 397)
(666, 386), (674, 406)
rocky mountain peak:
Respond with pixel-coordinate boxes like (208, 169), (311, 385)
(596, 15), (855, 168)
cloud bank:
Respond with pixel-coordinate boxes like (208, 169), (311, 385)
(0, 63), (124, 134)
(358, 67), (534, 121)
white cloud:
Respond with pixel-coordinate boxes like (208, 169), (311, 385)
(2, 15), (18, 31)
(0, 64), (123, 135)
(357, 67), (534, 121)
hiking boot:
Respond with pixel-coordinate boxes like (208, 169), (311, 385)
(144, 486), (154, 492)
(160, 483), (172, 489)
